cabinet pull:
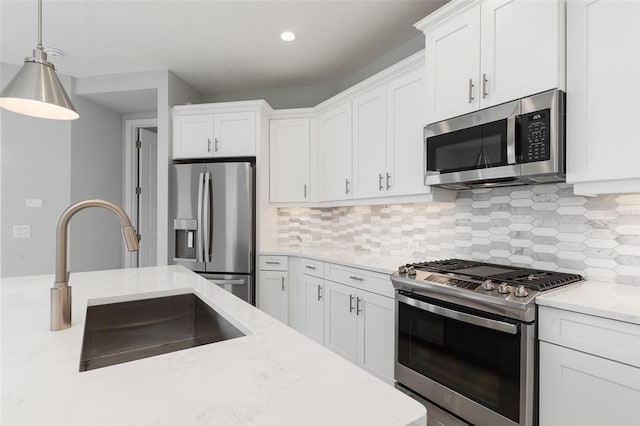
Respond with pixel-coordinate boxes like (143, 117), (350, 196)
(468, 79), (474, 103)
(349, 294), (355, 313)
(386, 173), (391, 190)
(304, 184), (307, 198)
(317, 284), (322, 301)
(207, 139), (212, 152)
(378, 174), (384, 191)
(305, 265), (317, 270)
(281, 276), (285, 291)
(214, 138), (219, 152)
(349, 275), (364, 282)
(356, 297), (362, 315)
(265, 261), (280, 265)
(482, 74), (488, 99)
(345, 179), (350, 195)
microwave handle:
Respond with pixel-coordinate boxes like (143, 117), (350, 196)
(507, 115), (517, 164)
(397, 293), (519, 335)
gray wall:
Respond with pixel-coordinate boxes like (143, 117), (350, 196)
(205, 35), (425, 109)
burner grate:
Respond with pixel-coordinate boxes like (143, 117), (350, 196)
(490, 270), (583, 291)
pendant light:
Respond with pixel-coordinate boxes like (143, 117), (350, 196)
(0, 0), (79, 120)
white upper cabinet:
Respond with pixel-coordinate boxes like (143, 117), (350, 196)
(418, 0), (565, 124)
(172, 114), (215, 159)
(270, 118), (310, 203)
(566, 0), (640, 195)
(213, 112), (256, 157)
(352, 86), (388, 198)
(424, 4), (481, 123)
(317, 103), (353, 201)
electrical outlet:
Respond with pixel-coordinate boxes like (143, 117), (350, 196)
(25, 198), (43, 208)
(13, 225), (31, 239)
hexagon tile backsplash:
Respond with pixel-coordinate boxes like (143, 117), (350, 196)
(277, 183), (640, 285)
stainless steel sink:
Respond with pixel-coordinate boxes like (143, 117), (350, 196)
(79, 293), (245, 372)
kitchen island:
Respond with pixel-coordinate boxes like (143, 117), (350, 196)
(1, 265), (426, 426)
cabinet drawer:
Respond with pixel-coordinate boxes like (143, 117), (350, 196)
(539, 306), (640, 368)
(301, 258), (324, 278)
(324, 263), (394, 298)
(259, 255), (288, 271)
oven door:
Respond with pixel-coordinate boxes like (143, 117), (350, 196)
(395, 292), (535, 426)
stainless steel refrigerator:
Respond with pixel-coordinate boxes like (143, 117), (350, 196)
(170, 161), (255, 304)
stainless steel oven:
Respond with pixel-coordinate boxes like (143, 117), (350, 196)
(395, 291), (535, 426)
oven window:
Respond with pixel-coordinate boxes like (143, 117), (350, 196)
(398, 301), (520, 422)
(426, 119), (508, 173)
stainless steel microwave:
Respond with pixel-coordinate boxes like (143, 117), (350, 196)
(424, 89), (565, 190)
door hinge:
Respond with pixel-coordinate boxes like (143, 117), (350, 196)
(135, 187), (142, 195)
(135, 140), (142, 149)
(136, 233), (142, 242)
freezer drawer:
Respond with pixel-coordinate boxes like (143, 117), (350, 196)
(199, 273), (254, 305)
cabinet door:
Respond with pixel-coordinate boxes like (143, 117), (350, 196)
(352, 86), (387, 199)
(567, 0), (640, 191)
(480, 0), (562, 108)
(302, 274), (325, 345)
(386, 68), (428, 197)
(323, 280), (357, 363)
(317, 103), (353, 201)
(257, 270), (288, 324)
(172, 114), (214, 159)
(424, 4), (480, 124)
(269, 119), (310, 203)
(540, 342), (640, 426)
(356, 290), (395, 383)
(213, 111), (256, 157)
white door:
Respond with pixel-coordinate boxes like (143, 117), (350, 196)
(258, 270), (288, 324)
(352, 86), (387, 199)
(386, 68), (428, 197)
(317, 103), (353, 201)
(480, 0), (561, 108)
(356, 290), (395, 383)
(269, 119), (310, 202)
(567, 0), (640, 188)
(540, 342), (640, 426)
(213, 111), (256, 157)
(302, 274), (325, 345)
(138, 128), (158, 267)
(424, 4), (480, 124)
(172, 114), (214, 159)
(323, 280), (357, 363)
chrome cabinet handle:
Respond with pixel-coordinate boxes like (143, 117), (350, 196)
(281, 276), (285, 291)
(356, 297), (362, 315)
(468, 79), (474, 104)
(317, 284), (322, 301)
(482, 74), (489, 99)
(305, 265), (317, 270)
(304, 184), (307, 198)
(345, 179), (350, 195)
(214, 138), (219, 152)
(386, 173), (391, 190)
(349, 294), (355, 313)
(349, 275), (363, 281)
(207, 139), (212, 152)
(378, 174), (384, 191)
(265, 261), (280, 265)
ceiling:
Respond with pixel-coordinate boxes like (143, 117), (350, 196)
(0, 0), (447, 104)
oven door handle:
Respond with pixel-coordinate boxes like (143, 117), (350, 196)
(397, 294), (519, 335)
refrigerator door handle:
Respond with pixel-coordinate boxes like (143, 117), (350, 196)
(203, 172), (212, 263)
(196, 172), (204, 263)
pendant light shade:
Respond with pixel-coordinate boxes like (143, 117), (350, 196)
(0, 0), (79, 120)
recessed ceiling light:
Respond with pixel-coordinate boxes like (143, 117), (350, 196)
(280, 31), (296, 42)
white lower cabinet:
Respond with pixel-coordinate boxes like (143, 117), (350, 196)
(323, 279), (395, 383)
(302, 274), (325, 345)
(539, 306), (640, 425)
(257, 257), (288, 325)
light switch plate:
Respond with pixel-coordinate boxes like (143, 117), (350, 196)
(13, 225), (31, 238)
(25, 198), (43, 208)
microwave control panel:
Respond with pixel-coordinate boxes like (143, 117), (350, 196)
(520, 108), (551, 163)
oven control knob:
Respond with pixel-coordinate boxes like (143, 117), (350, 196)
(398, 265), (408, 274)
(407, 267), (417, 277)
(497, 283), (511, 294)
(514, 285), (529, 298)
(482, 279), (496, 291)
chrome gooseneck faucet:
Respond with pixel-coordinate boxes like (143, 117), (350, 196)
(51, 199), (139, 331)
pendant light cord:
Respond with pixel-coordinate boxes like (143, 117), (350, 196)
(37, 0), (42, 50)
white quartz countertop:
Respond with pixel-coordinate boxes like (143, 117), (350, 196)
(1, 265), (426, 426)
(259, 247), (420, 274)
(536, 279), (640, 325)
